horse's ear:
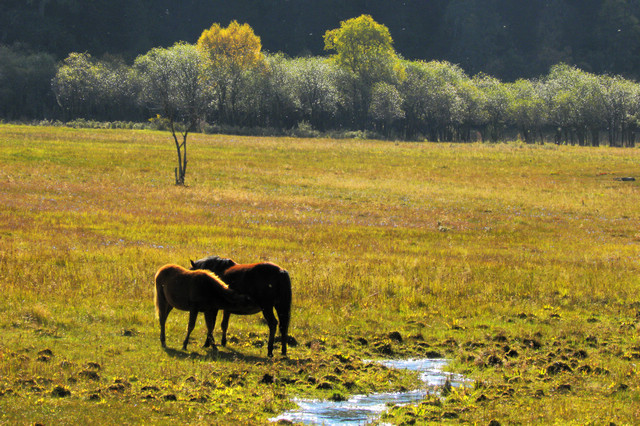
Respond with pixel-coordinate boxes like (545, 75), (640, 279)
(190, 260), (195, 267)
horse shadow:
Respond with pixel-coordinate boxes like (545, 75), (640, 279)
(162, 346), (267, 363)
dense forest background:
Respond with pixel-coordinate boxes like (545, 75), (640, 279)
(2, 0), (640, 146)
(3, 0), (640, 81)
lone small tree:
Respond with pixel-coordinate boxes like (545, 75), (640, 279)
(135, 42), (208, 185)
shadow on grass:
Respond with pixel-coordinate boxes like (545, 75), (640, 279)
(162, 346), (267, 363)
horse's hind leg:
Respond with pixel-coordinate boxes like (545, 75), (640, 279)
(262, 309), (278, 357)
(155, 283), (172, 348)
(203, 310), (218, 348)
(275, 303), (290, 356)
(159, 305), (173, 348)
(182, 309), (198, 350)
(220, 311), (231, 346)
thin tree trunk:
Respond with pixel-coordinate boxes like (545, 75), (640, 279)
(169, 120), (186, 185)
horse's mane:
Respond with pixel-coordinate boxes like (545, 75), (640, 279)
(193, 268), (229, 290)
(204, 255), (237, 266)
(192, 255), (237, 272)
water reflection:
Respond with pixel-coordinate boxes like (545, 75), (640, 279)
(270, 358), (464, 425)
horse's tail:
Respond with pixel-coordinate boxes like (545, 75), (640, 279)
(275, 269), (292, 349)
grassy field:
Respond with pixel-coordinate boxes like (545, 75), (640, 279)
(1, 124), (639, 424)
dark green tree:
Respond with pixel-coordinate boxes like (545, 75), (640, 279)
(0, 45), (56, 119)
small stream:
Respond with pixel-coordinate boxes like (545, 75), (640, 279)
(270, 358), (465, 425)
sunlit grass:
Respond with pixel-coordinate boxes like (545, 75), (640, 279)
(1, 124), (639, 423)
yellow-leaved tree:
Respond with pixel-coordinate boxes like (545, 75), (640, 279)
(324, 14), (399, 80)
(197, 21), (266, 125)
(323, 15), (403, 127)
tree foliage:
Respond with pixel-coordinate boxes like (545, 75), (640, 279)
(52, 52), (103, 119)
(400, 60), (468, 141)
(323, 15), (402, 127)
(287, 56), (340, 131)
(196, 21), (266, 126)
(197, 21), (265, 71)
(52, 52), (140, 121)
(0, 45), (56, 119)
(323, 15), (398, 79)
(507, 79), (547, 144)
(369, 82), (404, 137)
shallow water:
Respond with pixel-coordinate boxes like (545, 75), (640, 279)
(270, 358), (464, 425)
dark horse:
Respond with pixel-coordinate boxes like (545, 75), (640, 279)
(154, 264), (256, 351)
(190, 255), (292, 357)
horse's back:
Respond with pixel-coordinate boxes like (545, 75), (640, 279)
(223, 262), (289, 302)
(156, 265), (205, 305)
(225, 262), (281, 282)
(228, 262), (284, 276)
(155, 264), (186, 283)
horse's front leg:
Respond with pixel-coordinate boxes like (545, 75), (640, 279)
(203, 309), (218, 348)
(182, 309), (198, 350)
(262, 308), (278, 357)
(220, 311), (232, 346)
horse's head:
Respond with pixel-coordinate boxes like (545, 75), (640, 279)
(190, 255), (236, 274)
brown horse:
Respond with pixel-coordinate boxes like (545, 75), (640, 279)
(189, 255), (292, 357)
(154, 264), (257, 351)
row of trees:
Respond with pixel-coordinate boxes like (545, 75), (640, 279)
(52, 16), (640, 153)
